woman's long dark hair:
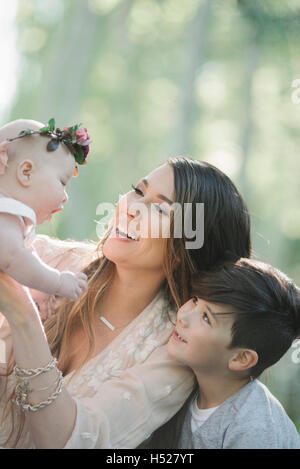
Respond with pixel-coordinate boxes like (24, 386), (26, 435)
(164, 157), (252, 309)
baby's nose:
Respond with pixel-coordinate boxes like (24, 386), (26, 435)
(62, 192), (69, 203)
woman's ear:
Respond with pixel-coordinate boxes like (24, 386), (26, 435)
(17, 160), (35, 187)
(228, 348), (258, 373)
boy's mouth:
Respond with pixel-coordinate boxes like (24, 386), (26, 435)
(173, 329), (187, 343)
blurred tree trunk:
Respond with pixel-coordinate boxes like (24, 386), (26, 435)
(33, 0), (103, 240)
(33, 0), (101, 123)
(238, 42), (259, 200)
(169, 0), (212, 156)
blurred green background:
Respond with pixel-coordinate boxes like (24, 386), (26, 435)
(1, 0), (299, 432)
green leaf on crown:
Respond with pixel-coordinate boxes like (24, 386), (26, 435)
(74, 145), (85, 164)
(48, 118), (56, 132)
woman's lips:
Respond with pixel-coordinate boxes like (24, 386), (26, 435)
(110, 227), (138, 242)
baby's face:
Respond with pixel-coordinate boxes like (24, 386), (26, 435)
(28, 148), (76, 225)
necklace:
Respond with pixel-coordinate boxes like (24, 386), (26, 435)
(99, 315), (132, 332)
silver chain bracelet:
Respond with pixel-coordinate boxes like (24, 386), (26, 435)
(13, 357), (58, 378)
(13, 370), (64, 412)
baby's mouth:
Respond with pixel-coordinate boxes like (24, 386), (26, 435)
(51, 208), (63, 214)
(46, 207), (63, 222)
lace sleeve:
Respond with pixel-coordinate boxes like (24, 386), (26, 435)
(30, 235), (99, 320)
(32, 234), (99, 272)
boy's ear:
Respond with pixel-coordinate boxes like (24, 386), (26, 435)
(17, 160), (36, 187)
(228, 348), (258, 373)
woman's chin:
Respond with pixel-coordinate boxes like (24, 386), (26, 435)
(102, 237), (136, 263)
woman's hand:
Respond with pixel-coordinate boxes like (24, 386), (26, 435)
(29, 288), (58, 322)
(0, 270), (37, 324)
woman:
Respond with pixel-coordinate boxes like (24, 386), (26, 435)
(0, 156), (251, 448)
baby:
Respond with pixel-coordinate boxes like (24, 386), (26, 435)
(0, 118), (90, 303)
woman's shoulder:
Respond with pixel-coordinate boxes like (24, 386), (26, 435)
(32, 234), (100, 272)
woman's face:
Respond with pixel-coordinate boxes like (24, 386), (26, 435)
(103, 163), (175, 273)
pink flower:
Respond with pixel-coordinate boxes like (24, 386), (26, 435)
(0, 140), (9, 175)
(76, 128), (89, 142)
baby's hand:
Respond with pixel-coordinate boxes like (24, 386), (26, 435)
(56, 271), (88, 301)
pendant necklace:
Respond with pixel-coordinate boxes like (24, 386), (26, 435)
(99, 316), (132, 332)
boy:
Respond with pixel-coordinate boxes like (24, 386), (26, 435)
(148, 258), (300, 449)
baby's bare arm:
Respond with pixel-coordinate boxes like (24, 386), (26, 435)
(0, 213), (60, 294)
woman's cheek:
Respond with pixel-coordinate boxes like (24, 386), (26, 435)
(149, 211), (171, 239)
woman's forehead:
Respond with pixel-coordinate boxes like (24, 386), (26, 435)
(143, 163), (174, 201)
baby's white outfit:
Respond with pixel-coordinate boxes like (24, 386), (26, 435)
(0, 197), (36, 249)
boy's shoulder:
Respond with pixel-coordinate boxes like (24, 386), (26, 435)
(184, 380), (300, 449)
(230, 378), (283, 412)
(225, 379), (290, 425)
(220, 379), (300, 449)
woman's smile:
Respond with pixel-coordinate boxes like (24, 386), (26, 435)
(109, 226), (140, 243)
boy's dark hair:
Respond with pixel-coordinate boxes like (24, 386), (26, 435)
(191, 257), (300, 378)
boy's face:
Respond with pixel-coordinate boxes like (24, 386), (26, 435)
(167, 296), (236, 375)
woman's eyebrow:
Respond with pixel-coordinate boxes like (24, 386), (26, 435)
(142, 178), (174, 205)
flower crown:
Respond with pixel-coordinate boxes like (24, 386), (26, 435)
(8, 118), (91, 173)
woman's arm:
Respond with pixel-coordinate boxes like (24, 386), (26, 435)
(0, 269), (195, 449)
(0, 273), (77, 449)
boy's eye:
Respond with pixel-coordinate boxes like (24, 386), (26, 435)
(202, 312), (210, 325)
(61, 181), (66, 186)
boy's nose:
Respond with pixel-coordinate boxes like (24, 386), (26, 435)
(177, 307), (189, 327)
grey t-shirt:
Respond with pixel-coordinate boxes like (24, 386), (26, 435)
(179, 379), (300, 449)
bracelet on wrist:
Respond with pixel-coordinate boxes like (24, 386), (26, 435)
(13, 370), (64, 412)
(13, 356), (64, 413)
(13, 357), (58, 378)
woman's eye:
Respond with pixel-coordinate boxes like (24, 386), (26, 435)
(131, 184), (168, 216)
(131, 184), (143, 196)
(155, 204), (167, 216)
